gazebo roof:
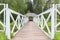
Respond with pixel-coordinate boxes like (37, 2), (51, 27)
(25, 13), (37, 17)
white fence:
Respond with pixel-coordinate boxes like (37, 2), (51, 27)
(55, 4), (60, 32)
(0, 4), (28, 39)
(34, 4), (60, 39)
(0, 4), (5, 32)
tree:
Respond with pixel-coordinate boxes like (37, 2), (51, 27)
(33, 0), (42, 14)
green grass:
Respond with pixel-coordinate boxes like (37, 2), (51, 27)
(48, 21), (60, 40)
(54, 32), (60, 40)
(0, 32), (7, 40)
(47, 22), (60, 40)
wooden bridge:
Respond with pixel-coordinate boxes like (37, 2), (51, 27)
(0, 4), (60, 40)
(12, 21), (51, 40)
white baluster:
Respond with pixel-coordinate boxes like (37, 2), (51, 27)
(5, 4), (10, 39)
(51, 4), (55, 39)
(17, 15), (20, 30)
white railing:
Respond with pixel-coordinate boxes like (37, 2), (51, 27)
(37, 4), (55, 39)
(38, 8), (52, 39)
(33, 16), (40, 26)
(0, 4), (6, 32)
(55, 4), (60, 32)
(0, 4), (26, 39)
(9, 9), (24, 35)
(7, 6), (26, 39)
(36, 4), (60, 39)
(22, 16), (29, 25)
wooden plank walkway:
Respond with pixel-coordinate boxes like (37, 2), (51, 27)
(12, 21), (51, 40)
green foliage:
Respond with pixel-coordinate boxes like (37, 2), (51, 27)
(54, 0), (60, 4)
(8, 0), (27, 14)
(11, 32), (14, 38)
(26, 2), (33, 13)
(54, 32), (60, 40)
(33, 0), (42, 14)
(0, 32), (7, 40)
(0, 0), (27, 14)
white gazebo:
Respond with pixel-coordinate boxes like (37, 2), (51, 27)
(24, 13), (39, 25)
(25, 13), (37, 17)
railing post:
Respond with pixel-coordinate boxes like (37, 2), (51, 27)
(51, 4), (55, 39)
(33, 16), (37, 24)
(4, 4), (6, 31)
(55, 4), (57, 31)
(5, 4), (10, 39)
(41, 15), (43, 29)
(17, 15), (20, 30)
(37, 16), (40, 26)
(21, 16), (24, 26)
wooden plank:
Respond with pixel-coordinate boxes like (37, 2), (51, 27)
(12, 21), (51, 40)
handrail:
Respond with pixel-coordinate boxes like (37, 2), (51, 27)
(38, 8), (52, 16)
(0, 8), (6, 14)
(8, 8), (24, 16)
(0, 3), (5, 5)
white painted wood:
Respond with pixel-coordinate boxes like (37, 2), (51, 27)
(37, 16), (40, 26)
(0, 4), (5, 5)
(0, 9), (6, 14)
(51, 4), (55, 39)
(6, 4), (10, 39)
(56, 22), (60, 27)
(10, 13), (15, 22)
(0, 30), (4, 32)
(55, 9), (60, 14)
(54, 5), (57, 32)
(42, 15), (51, 34)
(21, 17), (23, 26)
(4, 4), (6, 31)
(0, 21), (5, 27)
(9, 9), (23, 16)
(5, 4), (10, 39)
(33, 16), (38, 24)
(11, 16), (18, 33)
(56, 30), (60, 32)
(38, 8), (52, 16)
(39, 27), (51, 39)
(17, 15), (20, 30)
(41, 15), (44, 29)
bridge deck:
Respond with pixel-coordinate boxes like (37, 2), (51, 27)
(12, 21), (51, 40)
